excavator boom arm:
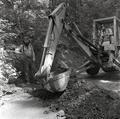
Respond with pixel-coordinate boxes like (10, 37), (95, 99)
(37, 3), (66, 78)
(37, 2), (99, 80)
(64, 22), (98, 63)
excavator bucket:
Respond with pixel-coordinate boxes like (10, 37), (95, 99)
(44, 69), (71, 92)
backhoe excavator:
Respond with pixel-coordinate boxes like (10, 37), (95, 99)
(35, 2), (120, 93)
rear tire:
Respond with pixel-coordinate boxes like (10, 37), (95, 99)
(86, 64), (100, 75)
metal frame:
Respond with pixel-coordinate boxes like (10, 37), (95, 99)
(93, 16), (120, 56)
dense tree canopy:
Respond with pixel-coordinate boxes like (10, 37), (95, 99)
(50, 0), (120, 39)
(1, 0), (120, 72)
(1, 0), (120, 44)
(0, 0), (49, 44)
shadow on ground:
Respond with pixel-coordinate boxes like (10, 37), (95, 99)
(82, 71), (120, 82)
(16, 83), (64, 100)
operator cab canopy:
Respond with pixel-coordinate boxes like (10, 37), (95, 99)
(93, 16), (120, 57)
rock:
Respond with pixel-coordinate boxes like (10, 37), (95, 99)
(56, 110), (66, 119)
(43, 110), (50, 114)
(0, 100), (4, 107)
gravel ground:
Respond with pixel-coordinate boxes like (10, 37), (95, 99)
(1, 75), (120, 119)
(36, 78), (120, 119)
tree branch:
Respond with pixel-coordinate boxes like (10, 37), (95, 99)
(1, 0), (13, 8)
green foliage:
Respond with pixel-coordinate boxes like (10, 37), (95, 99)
(51, 0), (120, 39)
(0, 48), (20, 83)
(0, 0), (49, 44)
(0, 0), (49, 70)
(1, 0), (120, 45)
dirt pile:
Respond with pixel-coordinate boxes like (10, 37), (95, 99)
(44, 78), (120, 119)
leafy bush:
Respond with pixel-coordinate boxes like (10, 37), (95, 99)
(0, 48), (20, 83)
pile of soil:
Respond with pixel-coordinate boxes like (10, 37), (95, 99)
(41, 78), (120, 119)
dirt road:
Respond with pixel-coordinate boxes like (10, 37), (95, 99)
(0, 84), (61, 119)
(79, 70), (120, 93)
(1, 70), (120, 119)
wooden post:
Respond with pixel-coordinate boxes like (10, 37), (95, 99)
(93, 21), (96, 45)
(114, 16), (117, 56)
